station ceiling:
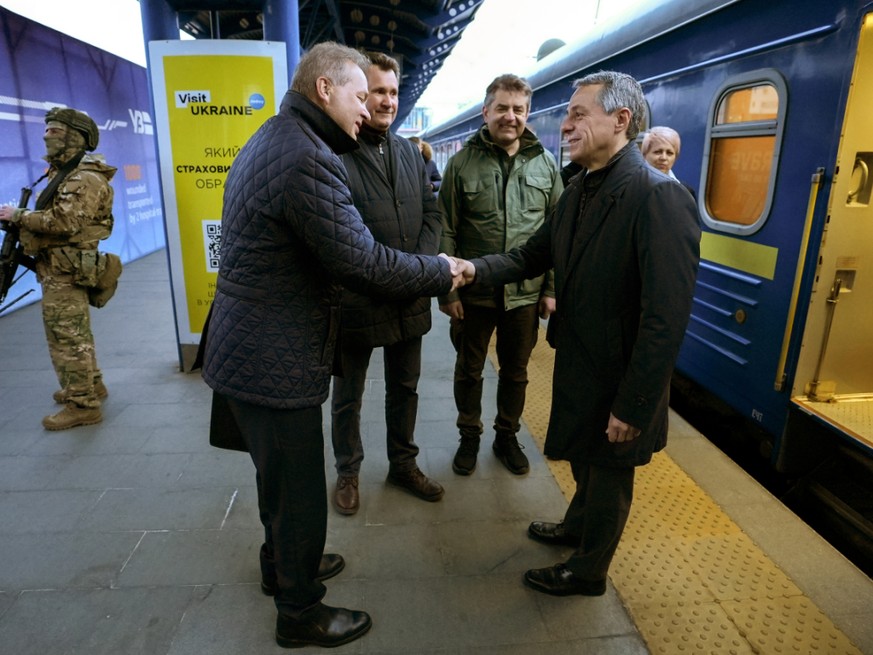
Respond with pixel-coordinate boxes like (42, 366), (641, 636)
(163, 0), (486, 125)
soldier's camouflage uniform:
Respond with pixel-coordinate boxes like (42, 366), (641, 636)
(17, 154), (116, 409)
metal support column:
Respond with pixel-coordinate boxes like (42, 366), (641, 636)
(264, 0), (300, 84)
(139, 0), (180, 66)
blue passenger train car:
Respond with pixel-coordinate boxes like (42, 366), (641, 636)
(423, 0), (873, 476)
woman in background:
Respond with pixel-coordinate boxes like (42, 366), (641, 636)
(641, 126), (695, 199)
(410, 136), (441, 192)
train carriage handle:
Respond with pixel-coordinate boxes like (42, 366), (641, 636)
(774, 168), (824, 392)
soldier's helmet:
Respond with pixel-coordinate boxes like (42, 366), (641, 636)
(44, 107), (99, 151)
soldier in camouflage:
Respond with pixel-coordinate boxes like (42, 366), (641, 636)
(0, 107), (116, 430)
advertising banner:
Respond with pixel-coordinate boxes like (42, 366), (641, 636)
(148, 40), (287, 369)
(0, 7), (165, 316)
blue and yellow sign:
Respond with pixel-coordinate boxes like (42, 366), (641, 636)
(148, 40), (287, 358)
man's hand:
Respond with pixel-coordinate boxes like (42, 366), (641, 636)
(439, 299), (464, 320)
(451, 257), (476, 285)
(438, 254), (476, 292)
(438, 253), (465, 291)
(605, 413), (641, 443)
(538, 296), (556, 319)
(0, 206), (20, 224)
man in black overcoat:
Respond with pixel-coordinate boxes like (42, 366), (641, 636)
(456, 70), (700, 596)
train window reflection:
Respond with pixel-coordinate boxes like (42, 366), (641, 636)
(716, 85), (779, 123)
(706, 136), (774, 224)
(701, 71), (787, 235)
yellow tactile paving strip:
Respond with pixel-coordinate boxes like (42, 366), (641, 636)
(492, 329), (863, 655)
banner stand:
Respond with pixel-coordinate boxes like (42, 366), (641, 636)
(148, 40), (287, 371)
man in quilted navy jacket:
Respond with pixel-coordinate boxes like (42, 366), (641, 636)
(330, 52), (445, 516)
(201, 42), (460, 650)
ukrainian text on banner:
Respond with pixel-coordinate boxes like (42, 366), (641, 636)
(148, 40), (287, 369)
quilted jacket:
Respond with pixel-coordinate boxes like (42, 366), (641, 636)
(202, 91), (453, 410)
(338, 125), (442, 348)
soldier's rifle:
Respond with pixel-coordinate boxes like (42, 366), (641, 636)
(0, 186), (37, 312)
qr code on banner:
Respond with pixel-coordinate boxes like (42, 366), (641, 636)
(203, 220), (222, 272)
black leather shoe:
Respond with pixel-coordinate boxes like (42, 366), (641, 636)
(386, 467), (444, 501)
(527, 521), (581, 547)
(276, 603), (372, 649)
(315, 553), (345, 582)
(261, 553), (346, 596)
(523, 564), (607, 597)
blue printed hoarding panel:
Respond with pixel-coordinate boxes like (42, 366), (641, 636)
(0, 7), (166, 314)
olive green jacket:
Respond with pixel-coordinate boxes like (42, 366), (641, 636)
(438, 125), (561, 309)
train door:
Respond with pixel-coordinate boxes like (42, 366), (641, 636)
(791, 12), (873, 452)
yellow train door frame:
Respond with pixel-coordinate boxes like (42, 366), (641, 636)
(791, 12), (873, 449)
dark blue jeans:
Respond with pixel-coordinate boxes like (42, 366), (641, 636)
(450, 303), (539, 440)
(226, 396), (327, 618)
(330, 336), (423, 476)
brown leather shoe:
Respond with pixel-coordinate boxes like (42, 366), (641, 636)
(334, 476), (359, 515)
(386, 467), (444, 502)
(42, 405), (102, 431)
(53, 380), (108, 404)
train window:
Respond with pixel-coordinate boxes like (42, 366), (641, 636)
(428, 131), (477, 173)
(700, 70), (787, 235)
(716, 86), (779, 123)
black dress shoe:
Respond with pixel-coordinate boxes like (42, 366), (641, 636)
(276, 603), (372, 649)
(523, 563), (607, 597)
(315, 553), (345, 582)
(386, 467), (444, 501)
(261, 553), (346, 596)
(527, 521), (582, 547)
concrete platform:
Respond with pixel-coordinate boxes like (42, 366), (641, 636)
(1, 249), (871, 654)
(0, 251), (644, 654)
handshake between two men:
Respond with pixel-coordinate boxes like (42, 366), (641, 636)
(438, 254), (476, 291)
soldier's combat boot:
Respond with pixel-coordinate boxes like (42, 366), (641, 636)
(53, 380), (108, 404)
(42, 405), (102, 431)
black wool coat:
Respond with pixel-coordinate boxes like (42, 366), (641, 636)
(339, 128), (442, 348)
(202, 92), (452, 410)
(474, 144), (700, 466)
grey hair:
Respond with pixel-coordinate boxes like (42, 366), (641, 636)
(291, 42), (370, 98)
(572, 71), (646, 139)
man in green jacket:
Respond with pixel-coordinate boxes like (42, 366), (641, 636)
(438, 74), (562, 476)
